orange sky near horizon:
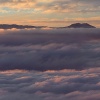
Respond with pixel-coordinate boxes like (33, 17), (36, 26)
(0, 0), (100, 27)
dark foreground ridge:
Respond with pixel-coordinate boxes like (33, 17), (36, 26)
(67, 23), (96, 28)
(0, 24), (47, 29)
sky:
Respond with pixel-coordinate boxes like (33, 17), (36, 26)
(0, 0), (100, 27)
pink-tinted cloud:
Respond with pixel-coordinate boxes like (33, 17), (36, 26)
(0, 68), (100, 100)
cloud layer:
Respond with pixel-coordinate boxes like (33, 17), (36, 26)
(0, 0), (100, 13)
(0, 68), (100, 100)
(0, 28), (100, 100)
(0, 28), (100, 71)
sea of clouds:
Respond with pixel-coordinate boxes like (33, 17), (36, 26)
(0, 69), (100, 100)
(0, 28), (100, 100)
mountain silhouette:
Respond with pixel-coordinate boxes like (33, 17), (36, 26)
(0, 24), (46, 29)
(0, 23), (96, 29)
(67, 23), (96, 28)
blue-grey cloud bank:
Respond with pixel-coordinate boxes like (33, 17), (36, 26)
(0, 28), (100, 71)
(0, 68), (100, 100)
(0, 28), (100, 100)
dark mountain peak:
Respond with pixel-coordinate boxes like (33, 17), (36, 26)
(67, 23), (96, 28)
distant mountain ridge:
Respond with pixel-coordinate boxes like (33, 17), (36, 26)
(67, 23), (96, 28)
(0, 23), (96, 29)
(0, 24), (46, 29)
(50, 23), (96, 29)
